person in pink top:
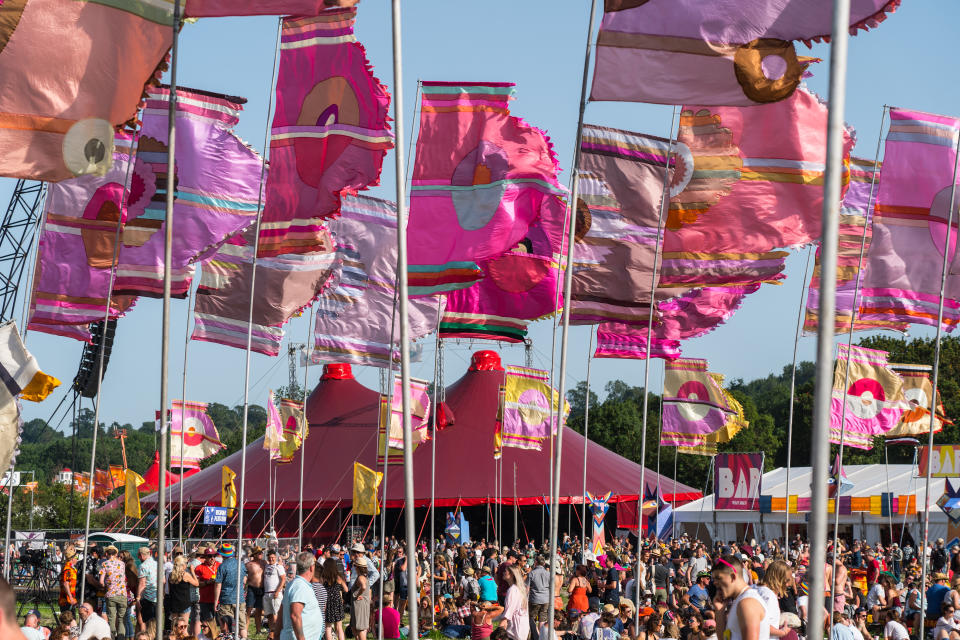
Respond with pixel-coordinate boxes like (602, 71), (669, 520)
(497, 565), (529, 640)
(374, 593), (401, 640)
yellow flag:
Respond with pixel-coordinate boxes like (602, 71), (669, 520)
(353, 462), (383, 516)
(222, 465), (237, 517)
(125, 469), (145, 518)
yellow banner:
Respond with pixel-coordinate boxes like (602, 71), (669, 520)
(222, 465), (237, 517)
(125, 469), (145, 518)
(353, 462), (383, 516)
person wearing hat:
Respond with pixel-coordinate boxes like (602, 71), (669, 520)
(349, 543), (380, 592)
(136, 546), (159, 635)
(58, 542), (80, 613)
(478, 565), (498, 603)
(461, 566), (480, 601)
(689, 571), (711, 613)
(196, 546), (221, 635)
(214, 542), (248, 638)
(97, 544), (127, 638)
(928, 573), (954, 622)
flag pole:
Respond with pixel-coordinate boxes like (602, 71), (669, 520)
(784, 246), (813, 552)
(156, 2), (182, 637)
(548, 0), (599, 624)
(634, 104), (678, 633)
(829, 106), (886, 599)
(234, 14), (282, 637)
(298, 305), (315, 550)
(390, 0), (420, 635)
(918, 119), (960, 639)
(428, 303), (441, 623)
(580, 327), (594, 554)
(178, 286), (194, 547)
(378, 288), (399, 640)
(808, 1), (853, 637)
(884, 443), (894, 543)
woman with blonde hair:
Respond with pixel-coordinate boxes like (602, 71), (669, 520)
(756, 561), (792, 638)
(168, 555), (199, 624)
(497, 564), (529, 640)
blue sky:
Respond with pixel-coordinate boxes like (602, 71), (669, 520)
(12, 1), (960, 441)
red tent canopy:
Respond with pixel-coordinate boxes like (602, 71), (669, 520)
(146, 351), (699, 511)
(138, 452), (199, 492)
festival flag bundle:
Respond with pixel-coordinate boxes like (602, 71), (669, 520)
(311, 195), (444, 367)
(0, 0), (173, 182)
(125, 469), (145, 518)
(885, 364), (949, 438)
(259, 7), (393, 257)
(192, 225), (339, 356)
(588, 491), (612, 556)
(352, 461), (383, 516)
(830, 344), (909, 449)
(407, 82), (565, 295)
(591, 0), (896, 106)
(377, 376), (431, 466)
(169, 400), (225, 469)
(660, 358), (742, 451)
(569, 125), (669, 326)
(501, 366), (569, 451)
(859, 109), (960, 331)
(267, 392), (307, 463)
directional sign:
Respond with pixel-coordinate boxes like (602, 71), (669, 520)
(1, 472), (21, 488)
(203, 506), (228, 526)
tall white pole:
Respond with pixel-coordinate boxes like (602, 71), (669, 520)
(298, 305), (315, 550)
(918, 125), (960, 638)
(807, 1), (852, 637)
(178, 286), (194, 546)
(428, 304), (441, 623)
(389, 1), (420, 634)
(581, 327), (594, 553)
(548, 0), (599, 625)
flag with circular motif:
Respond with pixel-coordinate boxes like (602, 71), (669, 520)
(829, 344), (909, 450)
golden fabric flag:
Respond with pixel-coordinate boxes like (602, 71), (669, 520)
(125, 469), (145, 518)
(109, 465), (126, 489)
(222, 465), (237, 517)
(353, 462), (383, 516)
(21, 481), (37, 494)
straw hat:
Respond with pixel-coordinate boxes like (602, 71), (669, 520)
(464, 567), (475, 576)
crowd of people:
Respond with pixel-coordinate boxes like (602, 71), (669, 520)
(9, 532), (960, 640)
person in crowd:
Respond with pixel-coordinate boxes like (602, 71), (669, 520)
(373, 592), (401, 640)
(567, 565), (591, 613)
(77, 602), (111, 640)
(350, 556), (372, 640)
(479, 566), (498, 604)
(470, 600), (502, 640)
(884, 609), (910, 640)
(930, 574), (954, 623)
(194, 547), (219, 638)
(213, 542), (248, 639)
(497, 564), (529, 640)
(59, 543), (79, 614)
(280, 552), (323, 640)
(579, 597), (602, 639)
(136, 546), (159, 636)
(169, 555), (200, 628)
(710, 555), (766, 640)
(935, 602), (960, 640)
(321, 551), (347, 640)
(246, 546), (266, 637)
(528, 555), (551, 628)
(830, 611), (860, 640)
(19, 610), (45, 640)
(264, 549), (287, 640)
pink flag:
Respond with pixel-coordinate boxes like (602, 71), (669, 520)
(660, 358), (735, 448)
(407, 82), (565, 295)
(859, 109), (960, 332)
(169, 400), (224, 469)
(830, 344), (909, 450)
(592, 0), (897, 106)
(663, 88), (854, 255)
(0, 0), (172, 182)
(259, 8), (393, 258)
(184, 0), (354, 18)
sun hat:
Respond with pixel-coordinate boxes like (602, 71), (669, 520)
(104, 545), (118, 554)
(354, 556), (367, 568)
(602, 604), (616, 615)
(331, 544), (341, 552)
(464, 567), (474, 575)
(351, 543), (365, 553)
(220, 543), (236, 557)
(638, 607), (655, 617)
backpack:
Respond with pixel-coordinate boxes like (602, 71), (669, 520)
(934, 548), (948, 569)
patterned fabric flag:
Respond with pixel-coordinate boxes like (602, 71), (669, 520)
(662, 88), (854, 257)
(0, 321), (60, 478)
(660, 358), (735, 448)
(830, 344), (909, 450)
(125, 469), (145, 518)
(588, 491), (613, 557)
(222, 465), (237, 517)
(569, 125), (667, 325)
(353, 461), (383, 516)
(377, 378), (431, 466)
(192, 224), (339, 356)
(439, 199), (565, 342)
(502, 366), (569, 451)
(272, 394), (307, 464)
(310, 195), (444, 367)
(859, 109), (960, 331)
(376, 395), (403, 467)
(94, 469), (114, 500)
(407, 82), (565, 295)
(169, 400), (225, 469)
(885, 364), (949, 438)
(184, 0), (346, 18)
(493, 385), (505, 460)
(591, 0), (897, 106)
(259, 8), (393, 258)
(804, 157), (908, 333)
(939, 479), (960, 524)
(828, 453), (854, 498)
(676, 374), (749, 455)
(109, 465), (126, 490)
(264, 391), (285, 460)
(595, 285), (763, 361)
(0, 0), (173, 182)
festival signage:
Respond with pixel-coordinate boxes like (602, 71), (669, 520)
(714, 453), (763, 511)
(203, 506), (228, 526)
(917, 445), (960, 477)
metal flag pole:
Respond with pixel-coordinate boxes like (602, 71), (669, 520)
(548, 0), (598, 624)
(884, 444), (894, 542)
(428, 303), (442, 624)
(918, 118), (960, 638)
(156, 2), (182, 636)
(581, 327), (594, 554)
(178, 286), (194, 546)
(784, 246), (814, 552)
(635, 104), (678, 633)
(298, 305), (315, 550)
(829, 107), (887, 600)
(234, 15), (283, 637)
(390, 1), (420, 634)
(807, 1), (853, 637)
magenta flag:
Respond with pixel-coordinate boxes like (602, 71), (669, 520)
(407, 82), (566, 295)
(259, 8), (393, 258)
(592, 0), (897, 106)
(858, 109), (960, 332)
(184, 0), (353, 18)
(660, 358), (735, 447)
(112, 86), (264, 298)
(439, 196), (565, 343)
(663, 88), (854, 256)
(714, 453), (763, 511)
(830, 344), (909, 450)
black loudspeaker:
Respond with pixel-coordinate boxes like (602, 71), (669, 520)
(72, 318), (118, 398)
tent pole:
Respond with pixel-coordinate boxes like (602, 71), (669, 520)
(298, 305), (315, 550)
(178, 286), (194, 547)
(808, 2), (853, 636)
(784, 246), (814, 554)
(428, 304), (441, 628)
(918, 114), (960, 639)
(581, 327), (594, 555)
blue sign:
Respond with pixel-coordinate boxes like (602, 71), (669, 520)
(204, 506), (228, 526)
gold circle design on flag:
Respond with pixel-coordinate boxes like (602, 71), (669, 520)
(901, 385), (929, 423)
(675, 380), (711, 422)
(181, 416), (205, 447)
(63, 119), (115, 177)
(845, 377), (885, 420)
(668, 141), (695, 198)
(732, 38), (804, 104)
(295, 76), (361, 187)
(517, 387), (550, 428)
